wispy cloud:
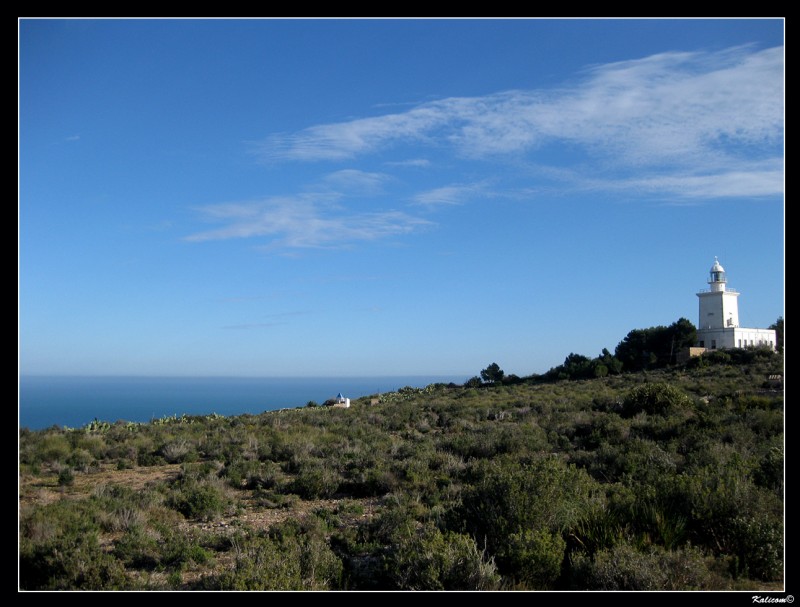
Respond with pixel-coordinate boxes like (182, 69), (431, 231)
(412, 183), (485, 207)
(538, 157), (784, 199)
(189, 45), (782, 257)
(618, 166), (784, 200)
(48, 134), (81, 146)
(259, 107), (443, 161)
(384, 158), (431, 168)
(320, 169), (390, 195)
(257, 45), (783, 199)
(185, 196), (431, 249)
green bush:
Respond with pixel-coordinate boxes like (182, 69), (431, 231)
(455, 456), (601, 556)
(571, 542), (714, 590)
(57, 466), (75, 486)
(290, 464), (341, 499)
(728, 515), (783, 581)
(168, 479), (230, 521)
(68, 448), (95, 472)
(160, 440), (196, 463)
(754, 444), (783, 494)
(204, 523), (342, 590)
(505, 528), (566, 589)
(37, 433), (72, 464)
(621, 383), (692, 417)
(21, 531), (129, 590)
(341, 463), (397, 497)
(113, 526), (160, 569)
(137, 449), (165, 467)
(20, 499), (128, 590)
(160, 528), (213, 570)
(386, 525), (500, 590)
(363, 496), (422, 546)
(223, 459), (279, 489)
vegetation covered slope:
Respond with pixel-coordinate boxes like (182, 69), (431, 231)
(19, 350), (783, 590)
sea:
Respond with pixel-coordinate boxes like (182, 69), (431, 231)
(18, 375), (468, 431)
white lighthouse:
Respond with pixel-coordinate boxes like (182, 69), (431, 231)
(695, 258), (776, 351)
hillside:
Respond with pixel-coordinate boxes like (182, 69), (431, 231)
(19, 351), (784, 591)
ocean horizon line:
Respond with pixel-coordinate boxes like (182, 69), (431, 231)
(19, 373), (472, 380)
(19, 374), (471, 431)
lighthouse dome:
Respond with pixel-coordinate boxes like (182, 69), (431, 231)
(710, 257), (725, 274)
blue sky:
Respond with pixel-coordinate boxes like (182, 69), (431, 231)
(19, 18), (784, 378)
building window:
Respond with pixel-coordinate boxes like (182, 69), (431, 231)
(738, 339), (742, 348)
(711, 340), (717, 349)
(699, 341), (704, 348)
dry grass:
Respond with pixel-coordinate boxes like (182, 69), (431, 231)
(19, 463), (182, 507)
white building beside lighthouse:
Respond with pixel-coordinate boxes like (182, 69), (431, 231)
(695, 258), (776, 351)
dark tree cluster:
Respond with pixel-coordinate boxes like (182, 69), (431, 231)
(614, 318), (697, 371)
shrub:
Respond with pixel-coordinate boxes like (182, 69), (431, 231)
(113, 526), (160, 569)
(364, 496), (422, 546)
(455, 456), (601, 556)
(137, 449), (165, 467)
(21, 532), (129, 590)
(20, 499), (128, 590)
(728, 515), (783, 581)
(107, 505), (147, 532)
(205, 525), (342, 590)
(505, 528), (566, 589)
(68, 448), (95, 472)
(621, 383), (692, 417)
(57, 467), (75, 486)
(341, 463), (397, 497)
(168, 479), (230, 521)
(161, 440), (194, 464)
(571, 542), (714, 590)
(386, 525), (500, 590)
(754, 445), (783, 494)
(336, 499), (365, 517)
(37, 433), (72, 464)
(159, 528), (213, 571)
(116, 458), (134, 470)
(290, 464), (341, 499)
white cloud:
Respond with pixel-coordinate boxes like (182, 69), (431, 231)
(258, 45), (783, 199)
(259, 106), (445, 161)
(536, 157), (784, 200)
(185, 196), (431, 250)
(384, 158), (431, 168)
(621, 168), (785, 199)
(189, 45), (782, 256)
(536, 46), (784, 166)
(412, 183), (484, 207)
(321, 169), (390, 195)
